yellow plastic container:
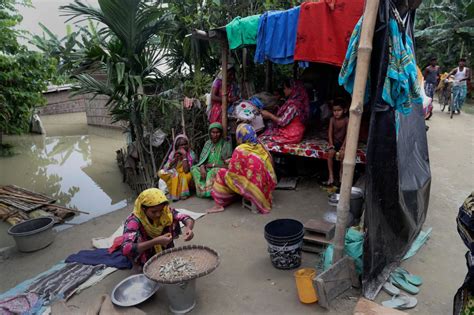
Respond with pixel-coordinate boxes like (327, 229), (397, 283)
(294, 268), (318, 304)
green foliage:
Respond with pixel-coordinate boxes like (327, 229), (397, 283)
(415, 0), (473, 70)
(0, 143), (15, 157)
(0, 0), (55, 143)
(58, 0), (175, 130)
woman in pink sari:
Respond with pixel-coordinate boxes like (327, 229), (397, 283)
(207, 124), (277, 214)
(209, 66), (240, 124)
(260, 79), (309, 144)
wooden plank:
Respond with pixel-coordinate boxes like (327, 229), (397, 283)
(303, 233), (333, 246)
(304, 219), (335, 239)
(353, 298), (408, 315)
(302, 242), (327, 254)
(314, 256), (359, 309)
(8, 185), (55, 202)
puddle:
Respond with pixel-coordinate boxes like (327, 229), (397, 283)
(0, 113), (134, 229)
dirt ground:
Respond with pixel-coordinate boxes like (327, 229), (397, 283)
(0, 102), (472, 314)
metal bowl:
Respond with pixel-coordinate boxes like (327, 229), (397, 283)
(111, 274), (160, 307)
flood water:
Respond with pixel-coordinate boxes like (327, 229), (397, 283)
(0, 113), (134, 232)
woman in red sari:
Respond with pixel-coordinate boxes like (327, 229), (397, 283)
(207, 124), (277, 214)
(260, 79), (309, 144)
(209, 66), (240, 124)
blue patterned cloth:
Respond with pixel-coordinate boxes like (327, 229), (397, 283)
(236, 124), (258, 144)
(339, 18), (422, 115)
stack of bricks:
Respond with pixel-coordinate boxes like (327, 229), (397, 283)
(302, 219), (335, 253)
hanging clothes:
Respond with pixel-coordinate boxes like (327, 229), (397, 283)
(294, 0), (364, 66)
(226, 15), (261, 50)
(254, 7), (301, 64)
(339, 17), (422, 115)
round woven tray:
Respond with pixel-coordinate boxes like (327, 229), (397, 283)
(143, 245), (220, 284)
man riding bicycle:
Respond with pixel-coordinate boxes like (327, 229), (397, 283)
(449, 58), (471, 114)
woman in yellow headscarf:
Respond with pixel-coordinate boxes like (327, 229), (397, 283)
(207, 124), (277, 214)
(110, 188), (195, 266)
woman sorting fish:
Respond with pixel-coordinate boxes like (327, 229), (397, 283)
(109, 188), (195, 267)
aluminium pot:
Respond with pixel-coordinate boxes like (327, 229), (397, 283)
(8, 217), (55, 252)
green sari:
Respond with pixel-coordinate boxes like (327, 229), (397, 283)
(191, 123), (232, 198)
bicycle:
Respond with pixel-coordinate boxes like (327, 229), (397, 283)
(439, 85), (450, 112)
(450, 92), (455, 118)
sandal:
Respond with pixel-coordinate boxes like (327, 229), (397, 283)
(382, 294), (417, 310)
(382, 280), (400, 296)
(394, 267), (423, 286)
(389, 272), (419, 295)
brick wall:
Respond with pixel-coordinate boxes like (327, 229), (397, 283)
(38, 90), (86, 115)
(38, 90), (121, 129)
(85, 94), (122, 129)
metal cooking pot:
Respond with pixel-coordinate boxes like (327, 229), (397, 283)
(328, 187), (365, 224)
(8, 217), (55, 252)
(111, 274), (160, 307)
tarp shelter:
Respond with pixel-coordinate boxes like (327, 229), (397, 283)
(191, 0), (430, 299)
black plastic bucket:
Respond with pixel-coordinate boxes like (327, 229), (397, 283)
(264, 219), (304, 270)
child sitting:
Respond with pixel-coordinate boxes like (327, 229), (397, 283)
(326, 99), (349, 186)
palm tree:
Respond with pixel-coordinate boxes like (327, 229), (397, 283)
(60, 0), (174, 186)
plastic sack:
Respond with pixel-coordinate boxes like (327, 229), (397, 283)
(362, 2), (431, 299)
(322, 227), (364, 274)
(147, 129), (166, 148)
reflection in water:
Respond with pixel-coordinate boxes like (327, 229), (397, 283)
(0, 113), (133, 225)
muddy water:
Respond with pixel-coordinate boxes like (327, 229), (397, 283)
(0, 113), (134, 233)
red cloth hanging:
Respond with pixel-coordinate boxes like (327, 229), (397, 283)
(294, 0), (364, 67)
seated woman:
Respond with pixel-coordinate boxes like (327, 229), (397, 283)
(207, 124), (277, 214)
(158, 135), (196, 201)
(260, 79), (310, 144)
(191, 122), (232, 198)
(110, 188), (194, 267)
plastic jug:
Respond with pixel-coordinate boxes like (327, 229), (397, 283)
(294, 268), (318, 303)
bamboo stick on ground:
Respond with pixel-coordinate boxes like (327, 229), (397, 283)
(1, 195), (89, 215)
(332, 0), (380, 262)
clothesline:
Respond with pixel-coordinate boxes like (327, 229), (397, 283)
(224, 0), (364, 67)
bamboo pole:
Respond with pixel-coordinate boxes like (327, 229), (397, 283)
(221, 43), (229, 137)
(333, 0), (380, 262)
(242, 48), (248, 98)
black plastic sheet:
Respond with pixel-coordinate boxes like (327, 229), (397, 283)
(362, 0), (431, 299)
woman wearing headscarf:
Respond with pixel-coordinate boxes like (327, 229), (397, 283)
(208, 124), (277, 214)
(109, 188), (194, 267)
(260, 79), (310, 144)
(191, 122), (232, 198)
(158, 135), (196, 201)
(209, 66), (240, 124)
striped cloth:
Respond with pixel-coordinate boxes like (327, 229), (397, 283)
(339, 17), (422, 115)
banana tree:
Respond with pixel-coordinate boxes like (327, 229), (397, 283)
(415, 0), (473, 68)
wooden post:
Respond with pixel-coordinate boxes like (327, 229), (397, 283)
(242, 47), (248, 98)
(333, 0), (380, 262)
(265, 60), (273, 92)
(221, 43), (228, 137)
